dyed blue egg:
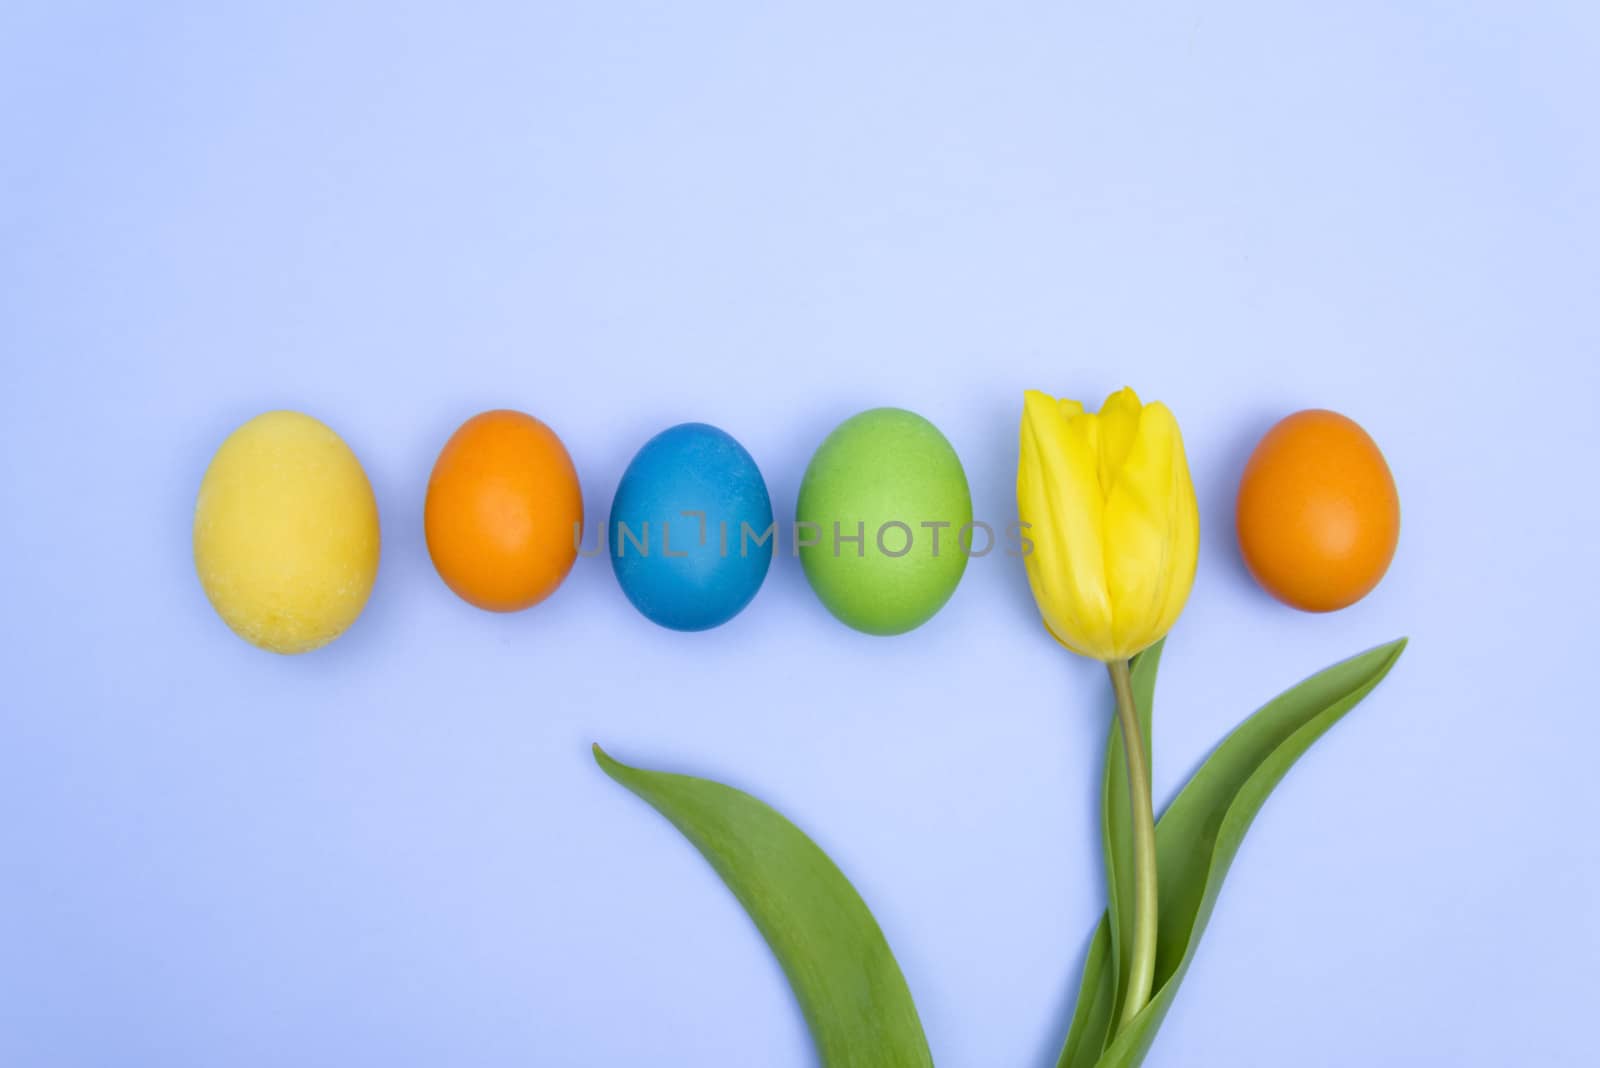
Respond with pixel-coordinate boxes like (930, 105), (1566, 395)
(609, 423), (774, 631)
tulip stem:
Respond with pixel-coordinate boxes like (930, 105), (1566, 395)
(1110, 657), (1159, 1031)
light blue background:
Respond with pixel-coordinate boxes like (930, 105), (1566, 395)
(3, 3), (1597, 1065)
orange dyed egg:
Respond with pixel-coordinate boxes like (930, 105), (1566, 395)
(425, 410), (583, 612)
(1236, 409), (1399, 612)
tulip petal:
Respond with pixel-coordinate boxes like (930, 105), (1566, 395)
(1018, 393), (1079, 636)
(1096, 387), (1144, 495)
(1100, 402), (1199, 658)
(1148, 403), (1200, 647)
(1019, 392), (1113, 658)
(1103, 405), (1178, 657)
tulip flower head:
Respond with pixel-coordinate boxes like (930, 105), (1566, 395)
(1018, 387), (1200, 662)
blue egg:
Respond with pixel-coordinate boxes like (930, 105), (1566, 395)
(609, 423), (774, 631)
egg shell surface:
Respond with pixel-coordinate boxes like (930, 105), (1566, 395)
(608, 423), (774, 631)
(796, 407), (972, 635)
(1236, 408), (1400, 612)
(424, 409), (584, 613)
(193, 410), (381, 654)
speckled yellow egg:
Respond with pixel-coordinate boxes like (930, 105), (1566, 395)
(193, 411), (381, 653)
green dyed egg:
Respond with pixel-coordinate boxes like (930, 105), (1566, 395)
(796, 408), (973, 635)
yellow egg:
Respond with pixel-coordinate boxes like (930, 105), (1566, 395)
(193, 411), (381, 653)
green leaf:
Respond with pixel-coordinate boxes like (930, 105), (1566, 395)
(1057, 915), (1115, 1068)
(593, 745), (933, 1068)
(1057, 638), (1408, 1068)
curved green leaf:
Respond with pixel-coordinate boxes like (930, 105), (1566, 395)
(593, 745), (933, 1068)
(1058, 638), (1407, 1068)
(1058, 915), (1115, 1068)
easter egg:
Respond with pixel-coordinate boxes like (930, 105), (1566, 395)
(425, 409), (583, 612)
(193, 411), (381, 654)
(1236, 409), (1400, 612)
(609, 423), (773, 631)
(796, 408), (972, 635)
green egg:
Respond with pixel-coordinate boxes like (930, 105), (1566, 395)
(796, 408), (973, 635)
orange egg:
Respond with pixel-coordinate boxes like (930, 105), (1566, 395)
(425, 410), (583, 612)
(1236, 409), (1399, 612)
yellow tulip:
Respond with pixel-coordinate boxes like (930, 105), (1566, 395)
(1017, 386), (1200, 662)
(1017, 384), (1200, 1030)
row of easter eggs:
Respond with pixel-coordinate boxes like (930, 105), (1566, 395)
(193, 407), (976, 653)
